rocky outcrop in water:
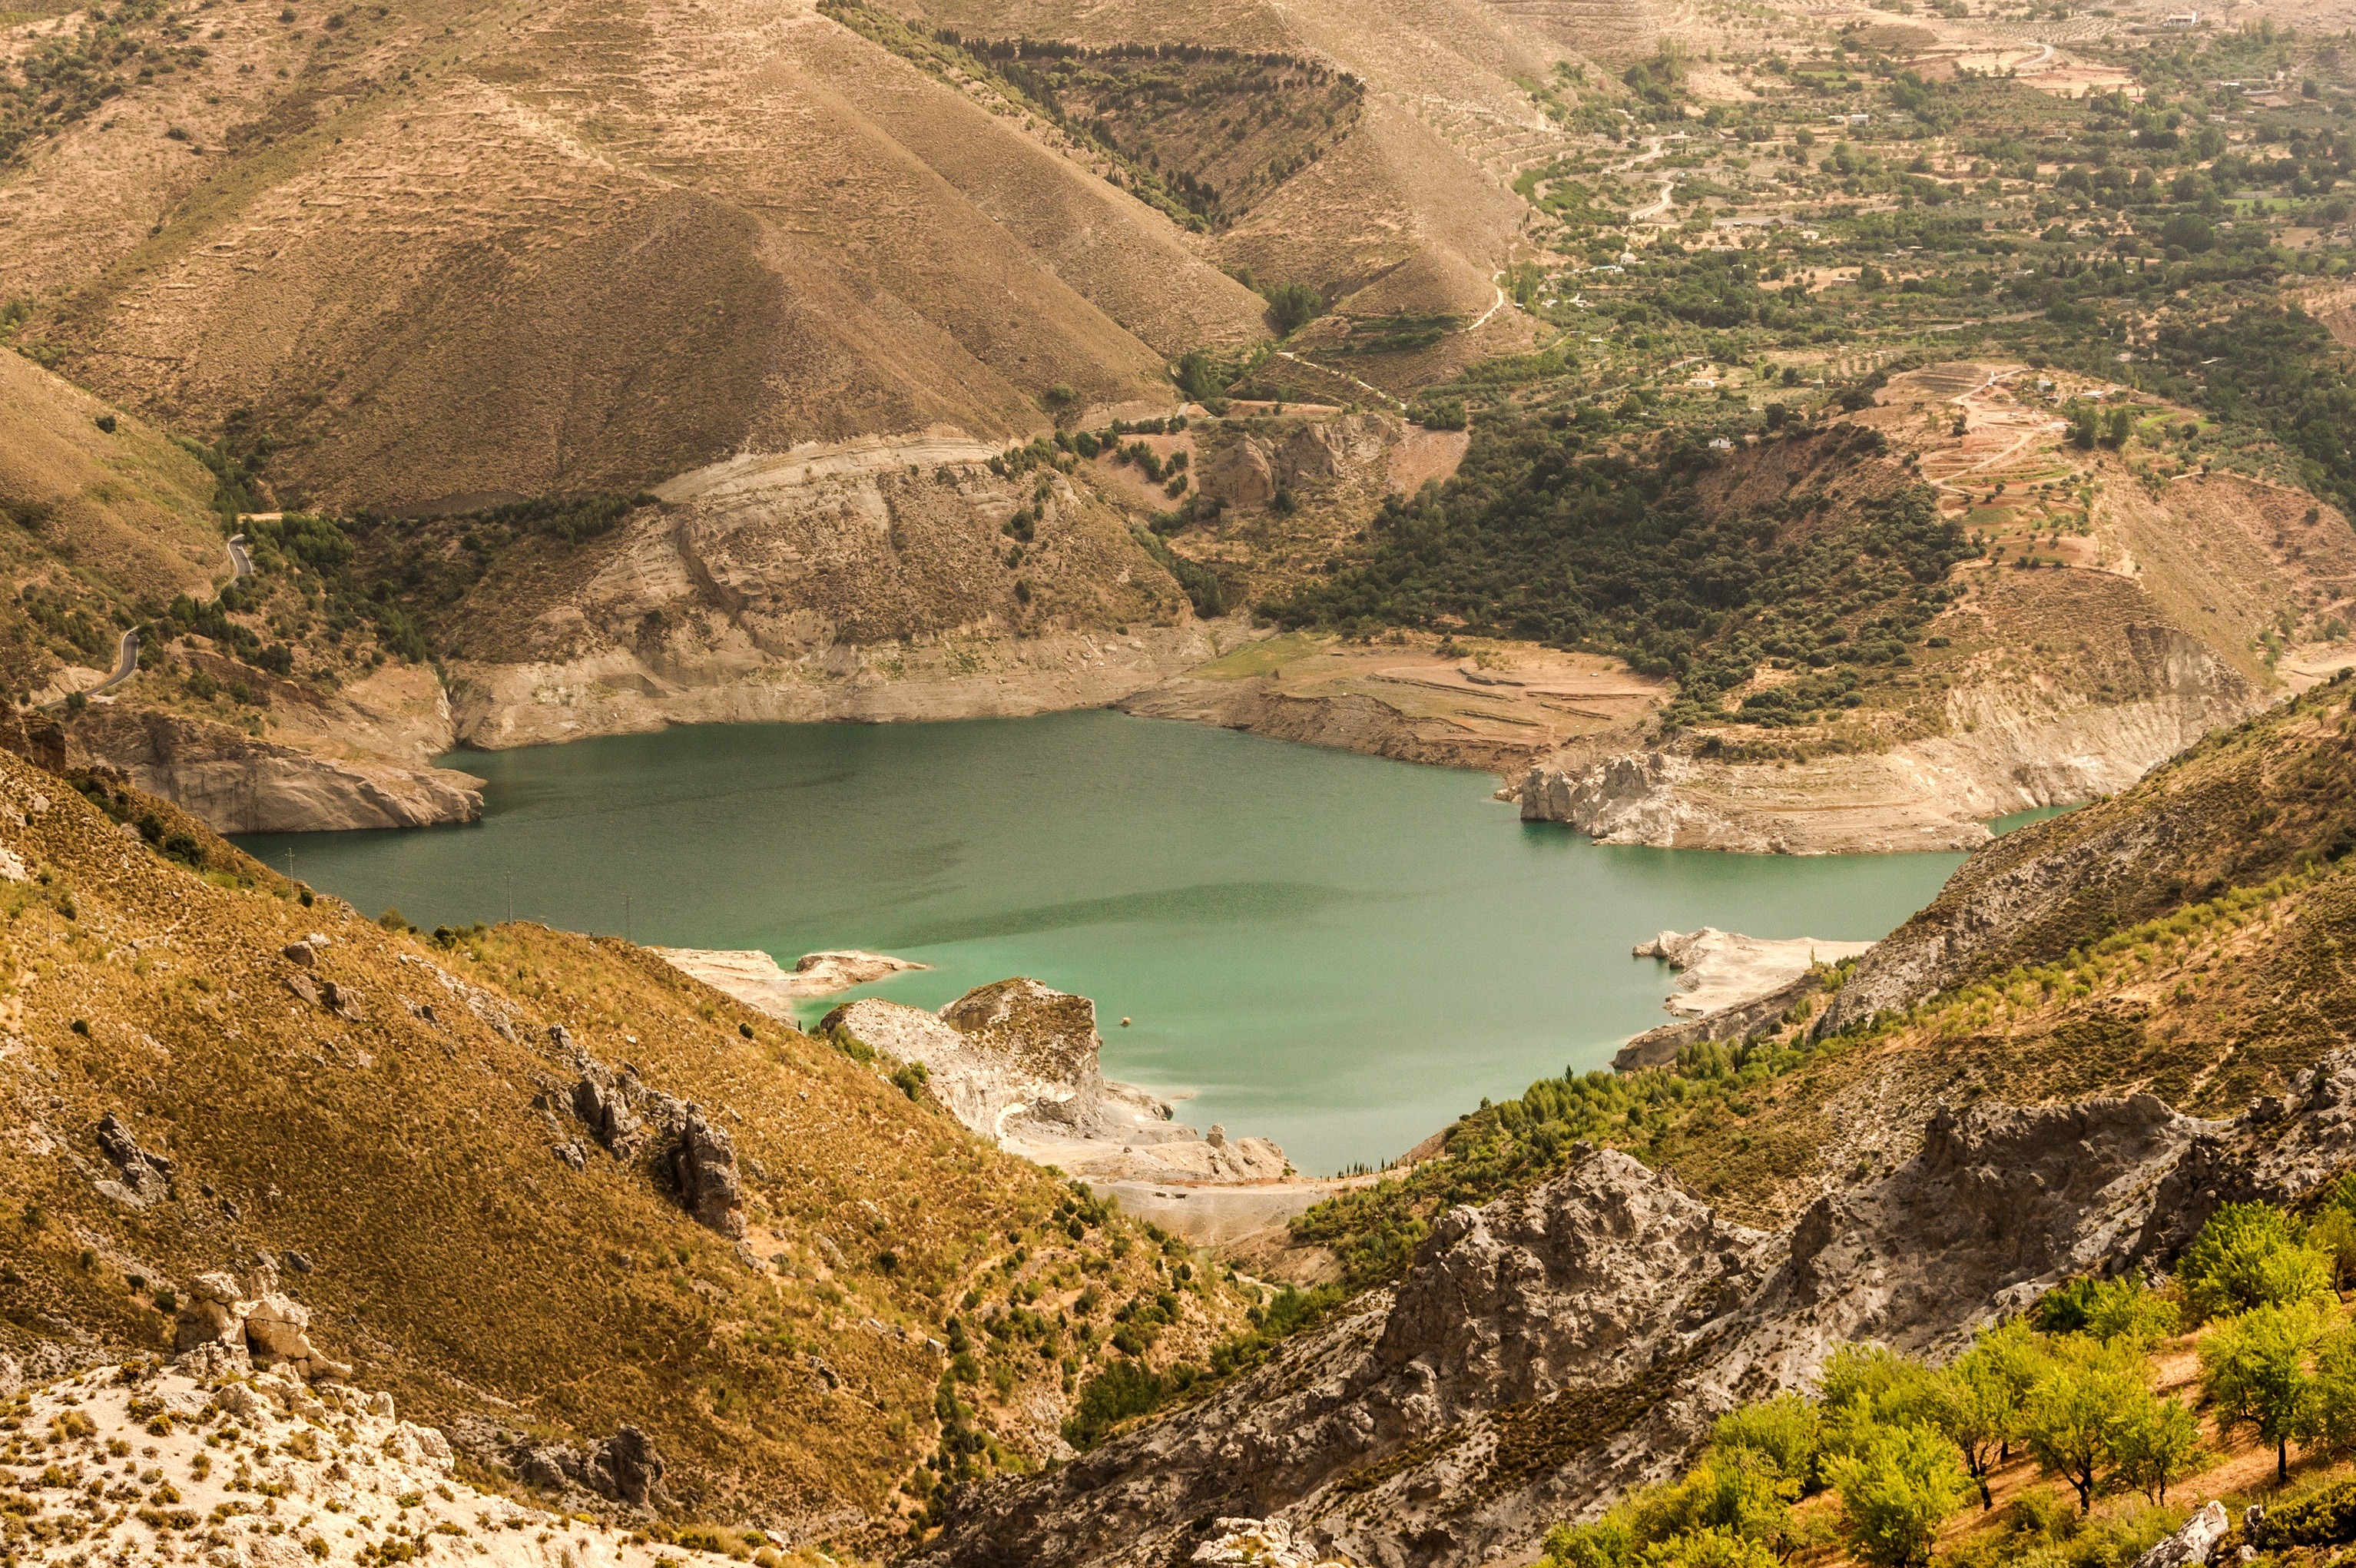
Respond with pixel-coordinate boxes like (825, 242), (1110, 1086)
(1615, 929), (1874, 1071)
(920, 1051), (2356, 1568)
(824, 979), (1287, 1185)
(651, 947), (928, 1016)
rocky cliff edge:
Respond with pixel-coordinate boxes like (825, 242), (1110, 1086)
(917, 1052), (2356, 1568)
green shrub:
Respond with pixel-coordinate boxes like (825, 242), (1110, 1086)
(1824, 1421), (1966, 1566)
(2249, 1475), (2356, 1550)
(1261, 280), (1324, 335)
(2199, 1298), (2334, 1483)
(1061, 1361), (1175, 1451)
(2178, 1202), (2335, 1320)
(1709, 1394), (1822, 1484)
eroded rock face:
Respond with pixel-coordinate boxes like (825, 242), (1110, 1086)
(559, 1034), (744, 1238)
(1519, 640), (2254, 858)
(172, 1260), (352, 1381)
(940, 978), (1107, 1109)
(1198, 438), (1276, 509)
(461, 1423), (669, 1511)
(63, 706), (484, 832)
(664, 1112), (746, 1241)
(93, 1111), (174, 1206)
(1375, 1151), (1766, 1414)
(919, 1064), (2356, 1568)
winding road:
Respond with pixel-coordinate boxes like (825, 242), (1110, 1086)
(50, 532), (252, 709)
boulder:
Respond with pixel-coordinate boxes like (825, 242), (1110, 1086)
(666, 1112), (746, 1239)
(1198, 438), (1276, 509)
(243, 1292), (313, 1358)
(591, 1426), (666, 1507)
(2135, 1500), (2228, 1566)
(172, 1265), (350, 1378)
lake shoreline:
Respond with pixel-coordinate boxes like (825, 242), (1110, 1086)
(237, 708), (1969, 1175)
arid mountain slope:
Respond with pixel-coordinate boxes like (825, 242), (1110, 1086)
(0, 349), (222, 706)
(916, 682), (2356, 1568)
(920, 1058), (2356, 1568)
(0, 357), (487, 827)
(0, 751), (1251, 1553)
(332, 441), (1233, 748)
(0, 0), (1617, 511)
(1822, 678), (2356, 1034)
(5, 0), (1274, 510)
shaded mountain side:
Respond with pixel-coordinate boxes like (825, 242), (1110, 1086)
(902, 0), (1556, 315)
(916, 1053), (2356, 1568)
(0, 751), (1253, 1554)
(1819, 677), (2356, 1034)
(0, 350), (224, 706)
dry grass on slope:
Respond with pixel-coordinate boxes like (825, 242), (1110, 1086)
(0, 353), (227, 703)
(0, 754), (1251, 1553)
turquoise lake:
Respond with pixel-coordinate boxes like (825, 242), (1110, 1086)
(234, 711), (1975, 1175)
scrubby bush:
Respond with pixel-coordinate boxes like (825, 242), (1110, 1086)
(2178, 1202), (2335, 1320)
(1824, 1421), (1964, 1566)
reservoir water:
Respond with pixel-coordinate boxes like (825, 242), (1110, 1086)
(236, 711), (1970, 1175)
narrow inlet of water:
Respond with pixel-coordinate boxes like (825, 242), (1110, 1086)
(237, 711), (1974, 1175)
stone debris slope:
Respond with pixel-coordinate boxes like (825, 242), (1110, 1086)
(0, 1356), (683, 1568)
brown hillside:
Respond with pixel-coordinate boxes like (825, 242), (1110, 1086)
(0, 752), (1251, 1550)
(3, 0), (1275, 511)
(0, 0), (1637, 509)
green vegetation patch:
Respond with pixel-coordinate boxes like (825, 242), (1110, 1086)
(1269, 423), (1971, 730)
(816, 2), (1360, 232)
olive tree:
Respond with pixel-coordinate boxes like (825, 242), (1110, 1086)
(2199, 1298), (2333, 1483)
(1824, 1421), (1967, 1566)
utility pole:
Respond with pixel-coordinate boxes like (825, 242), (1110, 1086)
(505, 871), (512, 925)
(284, 848), (294, 884)
(624, 892), (631, 945)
